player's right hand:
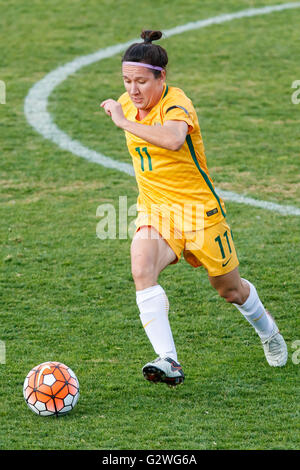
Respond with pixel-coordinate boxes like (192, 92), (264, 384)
(100, 99), (127, 129)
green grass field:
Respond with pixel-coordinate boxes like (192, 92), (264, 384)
(0, 0), (299, 450)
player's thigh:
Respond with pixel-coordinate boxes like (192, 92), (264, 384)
(131, 226), (176, 279)
(183, 219), (239, 275)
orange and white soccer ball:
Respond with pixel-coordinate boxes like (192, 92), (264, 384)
(23, 361), (80, 417)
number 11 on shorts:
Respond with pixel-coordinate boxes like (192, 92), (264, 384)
(215, 230), (232, 259)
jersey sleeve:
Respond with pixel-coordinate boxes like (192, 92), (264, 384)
(117, 92), (128, 105)
(162, 90), (195, 133)
(117, 92), (132, 119)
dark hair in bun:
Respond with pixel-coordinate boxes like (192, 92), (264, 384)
(122, 29), (168, 77)
(141, 30), (163, 44)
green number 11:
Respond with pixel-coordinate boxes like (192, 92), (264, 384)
(135, 146), (153, 171)
(215, 231), (232, 259)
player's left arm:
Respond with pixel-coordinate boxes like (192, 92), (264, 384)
(100, 98), (188, 151)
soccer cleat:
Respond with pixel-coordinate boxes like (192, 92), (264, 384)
(261, 312), (288, 367)
(142, 357), (185, 387)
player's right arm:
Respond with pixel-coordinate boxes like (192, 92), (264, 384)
(100, 98), (188, 151)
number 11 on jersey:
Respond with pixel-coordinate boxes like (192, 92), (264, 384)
(135, 147), (153, 171)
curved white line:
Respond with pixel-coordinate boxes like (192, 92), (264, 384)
(24, 2), (300, 215)
(37, 364), (51, 388)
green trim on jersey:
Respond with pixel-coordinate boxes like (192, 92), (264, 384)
(162, 85), (169, 99)
(186, 134), (226, 218)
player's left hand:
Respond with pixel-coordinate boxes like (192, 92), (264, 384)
(100, 99), (127, 129)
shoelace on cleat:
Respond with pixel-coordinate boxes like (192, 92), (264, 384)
(263, 333), (284, 356)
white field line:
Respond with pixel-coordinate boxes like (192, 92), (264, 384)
(24, 2), (300, 216)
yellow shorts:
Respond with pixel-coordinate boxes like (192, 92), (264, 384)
(135, 214), (239, 277)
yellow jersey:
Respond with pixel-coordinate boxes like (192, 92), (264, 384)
(118, 83), (226, 232)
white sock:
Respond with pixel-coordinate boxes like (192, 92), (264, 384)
(233, 279), (275, 340)
(136, 284), (178, 362)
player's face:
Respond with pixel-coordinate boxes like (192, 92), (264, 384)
(122, 64), (165, 111)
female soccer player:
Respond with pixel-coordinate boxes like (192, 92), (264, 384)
(101, 30), (287, 386)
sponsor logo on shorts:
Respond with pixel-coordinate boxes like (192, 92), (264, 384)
(206, 208), (218, 217)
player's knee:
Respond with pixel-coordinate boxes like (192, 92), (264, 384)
(131, 259), (157, 285)
(218, 287), (241, 304)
